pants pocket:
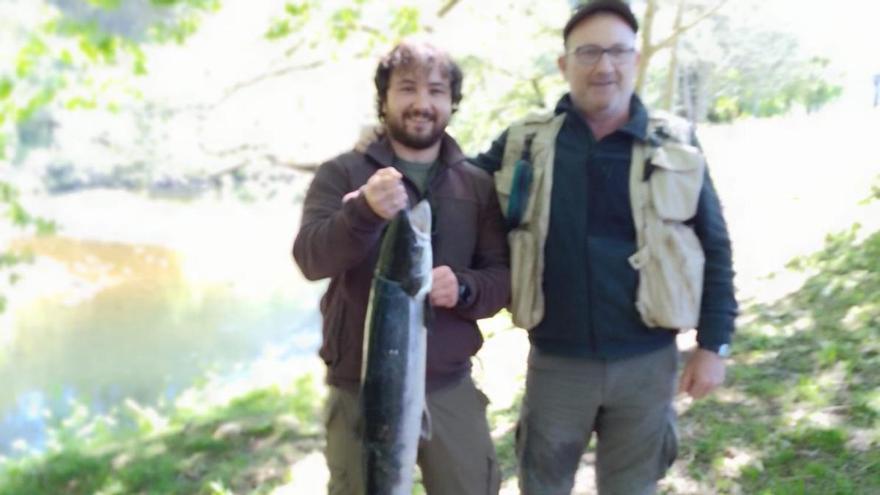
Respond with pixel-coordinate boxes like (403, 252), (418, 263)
(658, 409), (679, 476)
(487, 454), (501, 495)
(323, 389), (347, 428)
(324, 389), (363, 495)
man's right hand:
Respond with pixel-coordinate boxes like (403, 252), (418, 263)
(363, 167), (407, 220)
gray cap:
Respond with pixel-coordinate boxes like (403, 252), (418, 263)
(563, 0), (639, 42)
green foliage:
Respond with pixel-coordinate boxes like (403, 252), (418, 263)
(150, 5), (219, 46)
(265, 1), (314, 40)
(86, 0), (123, 8)
(0, 375), (323, 495)
(712, 36), (840, 121)
(15, 87), (58, 124)
(660, 4), (845, 123)
(1, 0), (219, 157)
(149, 0), (221, 9)
(0, 178), (55, 316)
(449, 51), (566, 153)
(863, 177), (880, 204)
(15, 38), (47, 78)
(264, 19), (292, 40)
(285, 1), (311, 17)
(390, 6), (420, 38)
(706, 55), (843, 122)
(265, 2), (429, 60)
(330, 6), (362, 43)
(0, 79), (12, 101)
(1, 181), (57, 233)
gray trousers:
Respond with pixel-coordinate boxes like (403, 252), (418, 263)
(517, 344), (679, 495)
(324, 375), (501, 495)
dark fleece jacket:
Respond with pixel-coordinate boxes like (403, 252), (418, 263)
(294, 134), (510, 392)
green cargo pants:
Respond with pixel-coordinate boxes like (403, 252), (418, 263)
(324, 375), (501, 495)
(517, 344), (680, 495)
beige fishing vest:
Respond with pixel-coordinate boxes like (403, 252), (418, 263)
(495, 110), (706, 330)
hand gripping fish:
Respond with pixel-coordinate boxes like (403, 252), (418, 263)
(360, 200), (432, 495)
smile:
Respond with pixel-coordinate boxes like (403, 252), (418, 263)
(407, 117), (434, 125)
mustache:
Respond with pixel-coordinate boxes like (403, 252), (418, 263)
(403, 108), (436, 121)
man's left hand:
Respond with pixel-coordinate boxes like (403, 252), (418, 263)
(430, 266), (458, 308)
(678, 348), (726, 399)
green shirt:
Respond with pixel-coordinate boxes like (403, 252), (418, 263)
(394, 157), (436, 197)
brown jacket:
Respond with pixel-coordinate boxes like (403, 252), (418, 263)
(293, 134), (510, 392)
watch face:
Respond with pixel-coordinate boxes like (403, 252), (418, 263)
(717, 344), (731, 358)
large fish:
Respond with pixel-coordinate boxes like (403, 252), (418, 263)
(360, 199), (432, 495)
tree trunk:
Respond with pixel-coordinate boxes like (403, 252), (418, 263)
(637, 0), (728, 96)
(636, 0), (657, 94)
(661, 0), (687, 111)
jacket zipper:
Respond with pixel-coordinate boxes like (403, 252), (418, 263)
(584, 144), (598, 354)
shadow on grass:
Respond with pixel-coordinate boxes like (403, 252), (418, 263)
(674, 222), (880, 494)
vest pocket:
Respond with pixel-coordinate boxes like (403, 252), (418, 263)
(636, 217), (704, 329)
(648, 143), (704, 221)
(631, 140), (706, 329)
(508, 228), (543, 329)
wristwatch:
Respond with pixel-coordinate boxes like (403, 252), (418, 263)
(711, 343), (731, 358)
(457, 281), (471, 307)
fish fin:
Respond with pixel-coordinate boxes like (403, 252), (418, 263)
(420, 407), (432, 442)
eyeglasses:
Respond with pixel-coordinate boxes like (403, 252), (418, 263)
(567, 44), (636, 66)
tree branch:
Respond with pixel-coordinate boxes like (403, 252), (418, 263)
(214, 59), (325, 106)
(652, 0), (728, 52)
(530, 77), (545, 108)
(636, 0), (658, 92)
(661, 0), (687, 111)
(205, 152), (320, 180)
(437, 0), (462, 18)
(264, 153), (320, 173)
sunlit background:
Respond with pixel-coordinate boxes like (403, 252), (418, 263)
(1, 0), (879, 494)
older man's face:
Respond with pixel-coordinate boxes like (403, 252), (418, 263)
(559, 13), (640, 121)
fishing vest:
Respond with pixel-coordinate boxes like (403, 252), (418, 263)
(495, 110), (706, 330)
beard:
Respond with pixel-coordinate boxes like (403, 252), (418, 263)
(384, 108), (448, 150)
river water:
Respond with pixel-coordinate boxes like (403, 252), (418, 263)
(0, 189), (323, 458)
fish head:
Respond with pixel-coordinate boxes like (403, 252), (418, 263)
(375, 199), (433, 298)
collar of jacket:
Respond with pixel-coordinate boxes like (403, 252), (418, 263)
(364, 132), (469, 171)
(553, 93), (650, 142)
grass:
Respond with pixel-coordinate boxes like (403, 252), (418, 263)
(656, 219), (880, 494)
(0, 376), (324, 495)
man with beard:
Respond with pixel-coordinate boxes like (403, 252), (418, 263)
(293, 40), (509, 495)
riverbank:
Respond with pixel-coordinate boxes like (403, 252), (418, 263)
(0, 190), (323, 460)
(3, 220), (879, 494)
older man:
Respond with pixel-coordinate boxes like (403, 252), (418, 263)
(474, 1), (737, 493)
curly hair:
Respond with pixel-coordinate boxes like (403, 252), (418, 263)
(374, 40), (463, 121)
